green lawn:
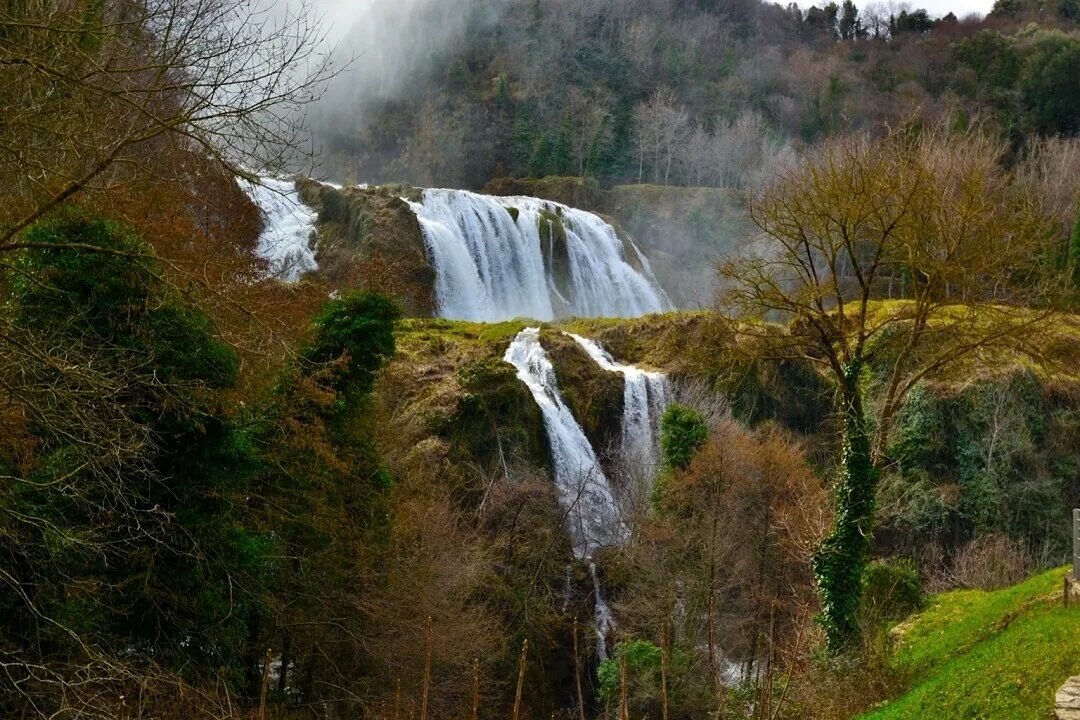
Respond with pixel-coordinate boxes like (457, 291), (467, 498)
(862, 567), (1080, 719)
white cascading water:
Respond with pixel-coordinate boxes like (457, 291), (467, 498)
(506, 328), (672, 664)
(240, 177), (318, 281)
(567, 333), (670, 484)
(503, 328), (627, 557)
(589, 561), (616, 662)
(411, 189), (670, 322)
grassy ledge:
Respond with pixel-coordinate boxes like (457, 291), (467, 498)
(863, 567), (1080, 719)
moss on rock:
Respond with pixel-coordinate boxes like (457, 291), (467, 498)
(297, 178), (435, 315)
(537, 208), (572, 302)
(539, 329), (625, 464)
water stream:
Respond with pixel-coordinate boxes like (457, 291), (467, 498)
(240, 177), (318, 280)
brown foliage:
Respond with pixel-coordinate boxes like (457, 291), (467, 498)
(612, 418), (828, 714)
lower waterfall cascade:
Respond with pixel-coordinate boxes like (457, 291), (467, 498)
(505, 327), (671, 664)
(503, 327), (626, 557)
(241, 177), (318, 281)
(567, 333), (670, 486)
(412, 188), (671, 322)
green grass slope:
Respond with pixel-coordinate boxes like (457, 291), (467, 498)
(863, 567), (1080, 720)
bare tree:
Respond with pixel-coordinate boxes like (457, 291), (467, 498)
(633, 88), (690, 185)
(719, 127), (1065, 650)
(0, 0), (336, 250)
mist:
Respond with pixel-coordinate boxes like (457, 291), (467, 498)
(288, 0), (513, 180)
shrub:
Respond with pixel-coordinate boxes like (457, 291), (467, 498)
(860, 557), (925, 626)
(660, 403), (708, 471)
(947, 533), (1032, 590)
(597, 639), (665, 716)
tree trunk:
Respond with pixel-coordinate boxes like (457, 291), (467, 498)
(811, 364), (878, 652)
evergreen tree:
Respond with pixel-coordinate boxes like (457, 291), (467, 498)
(839, 0), (861, 39)
(528, 133), (552, 177)
(551, 117), (574, 176)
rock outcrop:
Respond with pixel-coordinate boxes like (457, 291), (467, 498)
(298, 179), (435, 316)
(1057, 676), (1080, 719)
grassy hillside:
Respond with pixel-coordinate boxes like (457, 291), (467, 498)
(863, 567), (1080, 719)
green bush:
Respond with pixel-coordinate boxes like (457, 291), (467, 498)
(660, 404), (708, 471)
(302, 290), (399, 399)
(597, 639), (663, 706)
(5, 212), (262, 685)
(861, 557), (926, 626)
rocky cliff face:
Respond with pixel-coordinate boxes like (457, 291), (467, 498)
(298, 179), (436, 316)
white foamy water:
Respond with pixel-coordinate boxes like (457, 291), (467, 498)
(503, 328), (627, 557)
(589, 561), (616, 662)
(241, 177), (318, 281)
(411, 189), (670, 322)
(567, 333), (670, 483)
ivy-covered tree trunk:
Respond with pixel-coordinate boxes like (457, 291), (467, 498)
(811, 361), (879, 652)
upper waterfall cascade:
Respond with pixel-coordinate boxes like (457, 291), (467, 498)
(241, 177), (318, 281)
(411, 189), (671, 322)
(503, 328), (627, 558)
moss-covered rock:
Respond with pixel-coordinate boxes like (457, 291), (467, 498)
(454, 355), (549, 474)
(538, 329), (625, 464)
(373, 319), (549, 506)
(297, 178), (435, 315)
(537, 208), (572, 304)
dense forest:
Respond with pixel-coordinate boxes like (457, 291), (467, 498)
(1, 0), (1079, 719)
(314, 0), (1080, 190)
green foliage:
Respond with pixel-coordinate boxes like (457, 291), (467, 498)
(527, 133), (552, 177)
(5, 213), (261, 685)
(552, 117), (574, 176)
(862, 568), (1080, 719)
(302, 290), (399, 398)
(659, 404), (708, 471)
(860, 557), (925, 625)
(596, 639), (663, 705)
(1020, 32), (1080, 135)
(879, 371), (1070, 557)
(812, 361), (880, 653)
(953, 30), (1021, 94)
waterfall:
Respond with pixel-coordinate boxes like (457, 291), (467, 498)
(241, 177), (318, 281)
(590, 561), (616, 663)
(412, 189), (670, 322)
(503, 328), (627, 557)
(567, 334), (670, 485)
(505, 328), (673, 665)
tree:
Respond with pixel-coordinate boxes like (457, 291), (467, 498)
(660, 404), (709, 472)
(1, 213), (264, 714)
(1020, 32), (1080, 136)
(719, 129), (1061, 650)
(0, 0), (335, 249)
(839, 0), (862, 40)
(633, 88), (690, 185)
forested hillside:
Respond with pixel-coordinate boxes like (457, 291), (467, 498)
(2, 0), (1079, 719)
(314, 0), (1080, 190)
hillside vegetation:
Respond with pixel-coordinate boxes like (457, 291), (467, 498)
(863, 567), (1080, 719)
